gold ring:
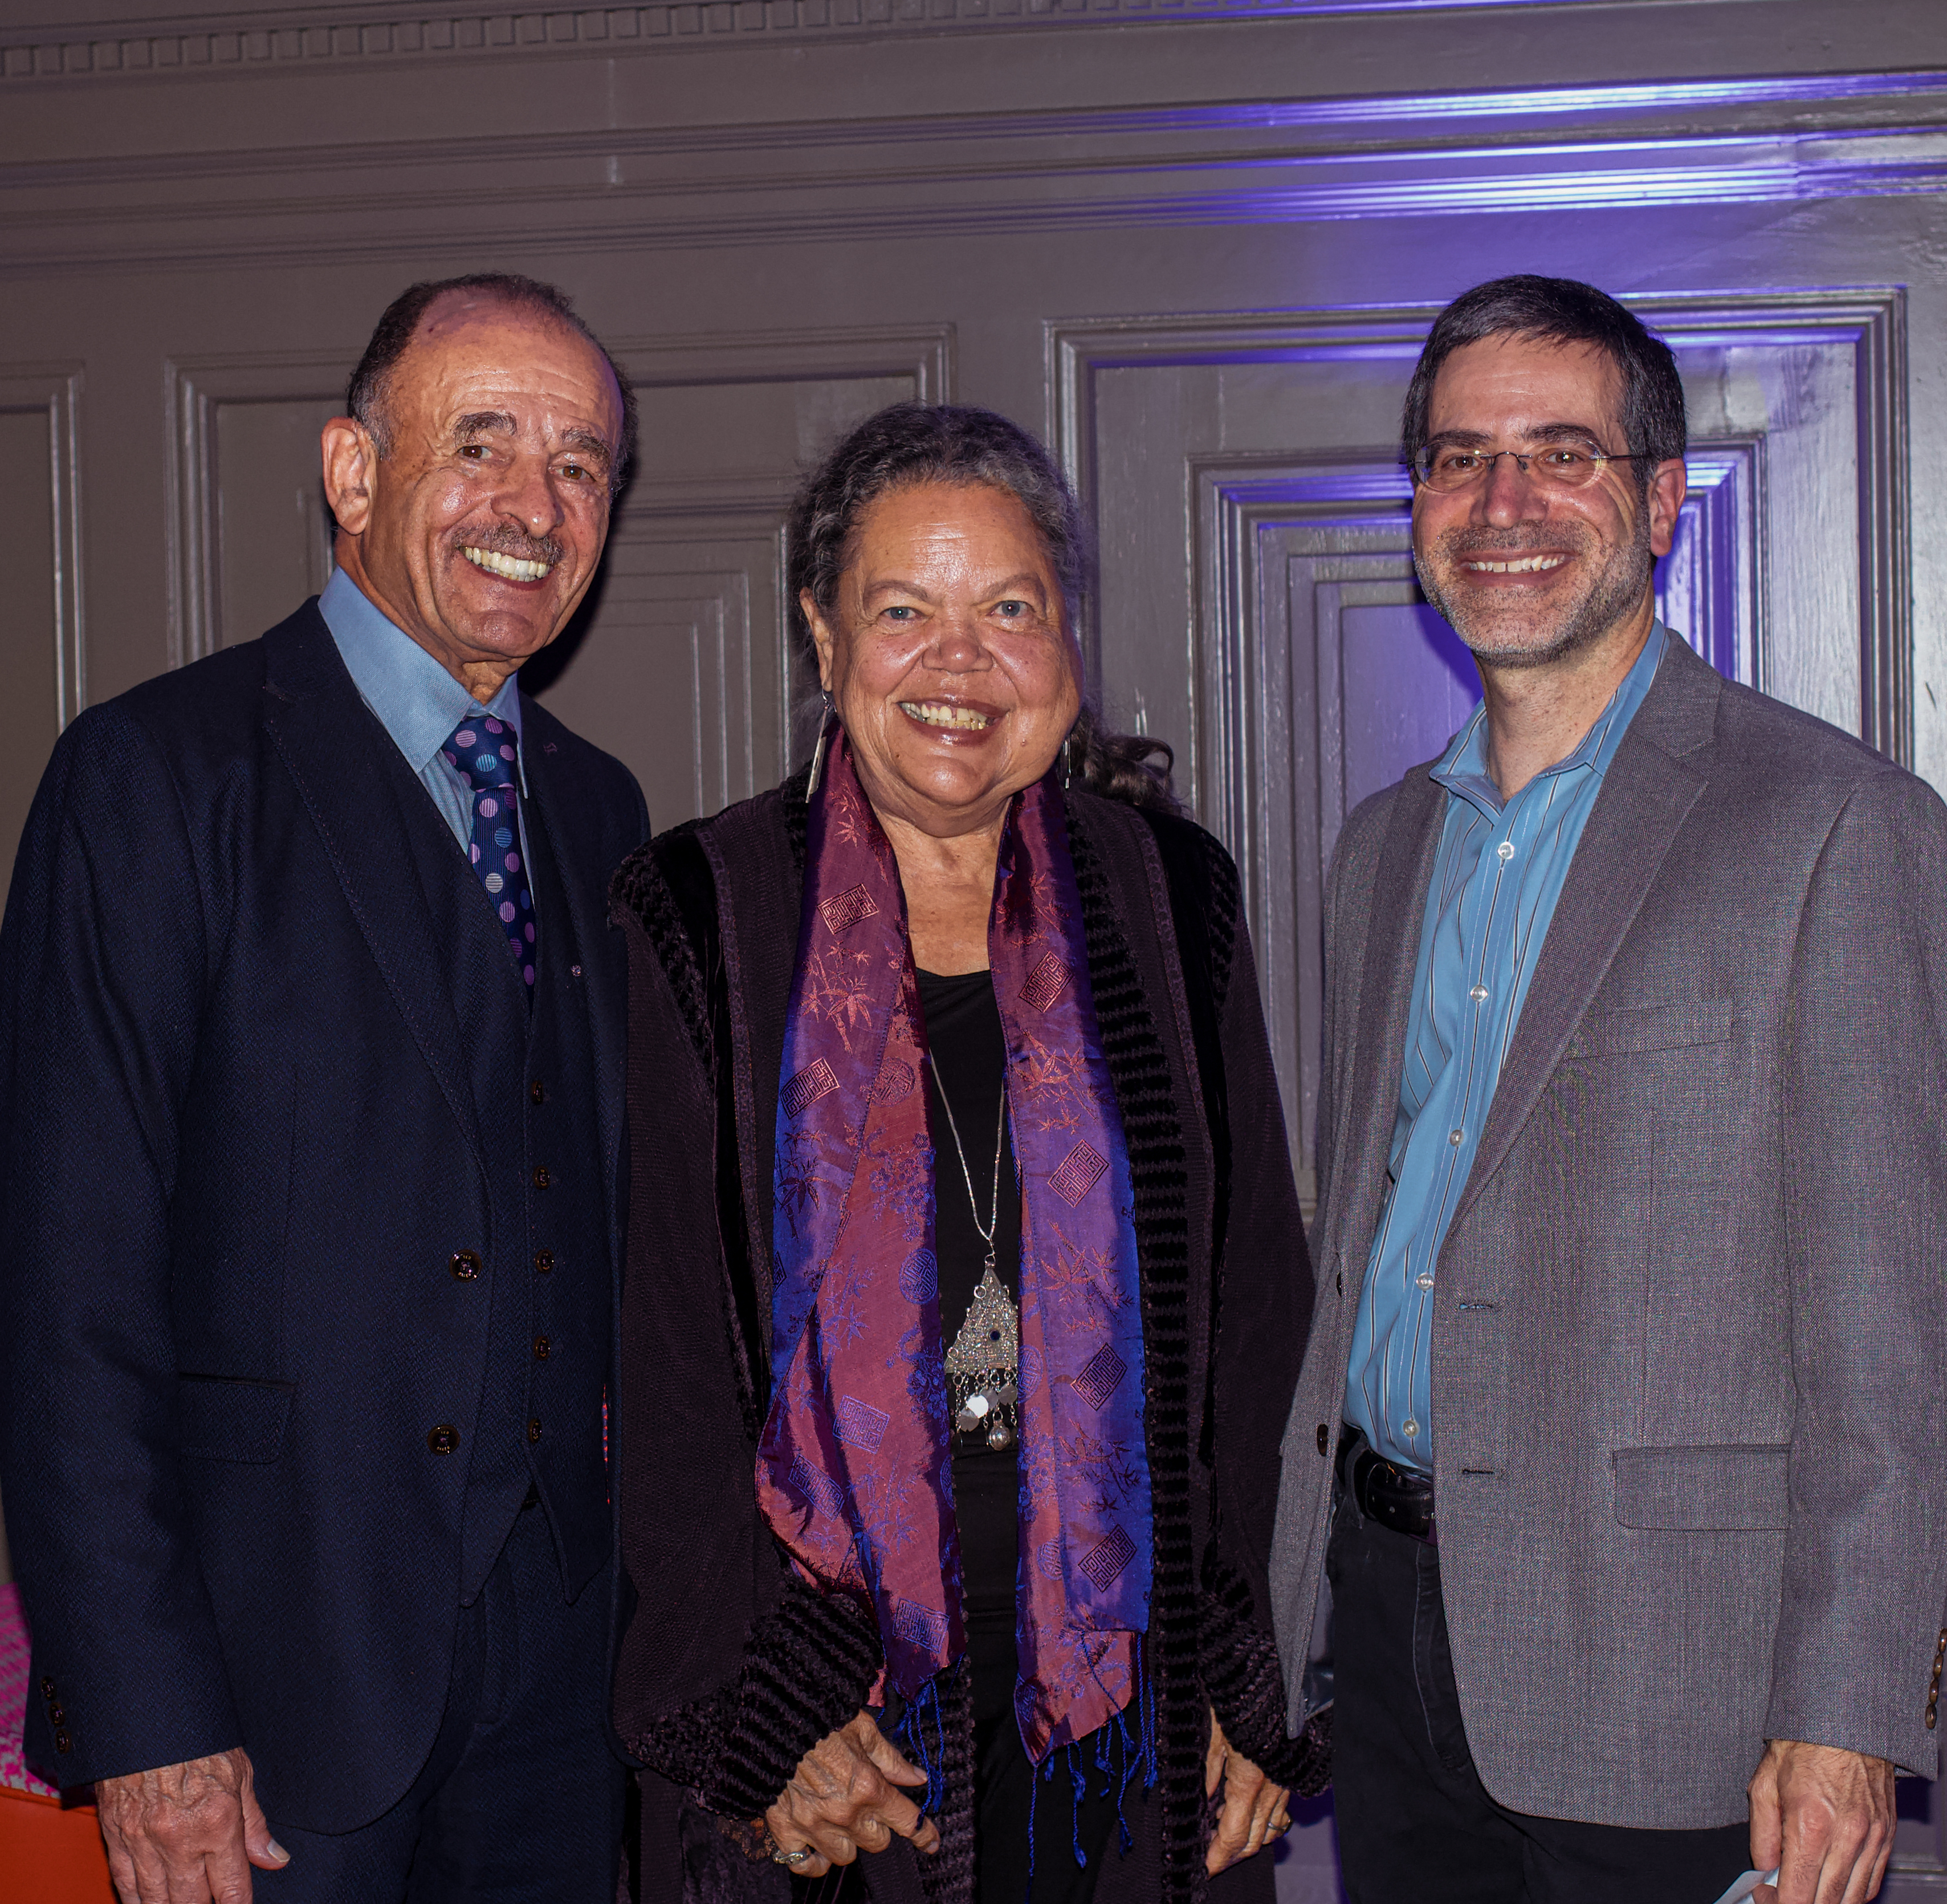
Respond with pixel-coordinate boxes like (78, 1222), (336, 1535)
(771, 1847), (812, 1866)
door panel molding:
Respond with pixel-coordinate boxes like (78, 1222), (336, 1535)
(1053, 289), (1907, 1197)
(165, 348), (355, 665)
(1053, 288), (1907, 761)
(0, 361), (84, 734)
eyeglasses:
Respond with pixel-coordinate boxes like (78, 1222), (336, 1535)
(1410, 443), (1640, 493)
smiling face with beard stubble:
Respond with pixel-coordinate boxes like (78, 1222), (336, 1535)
(1411, 335), (1678, 672)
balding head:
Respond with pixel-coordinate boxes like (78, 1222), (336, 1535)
(345, 274), (636, 495)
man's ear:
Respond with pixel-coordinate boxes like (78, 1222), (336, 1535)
(321, 416), (376, 538)
(801, 589), (837, 694)
(1645, 457), (1688, 560)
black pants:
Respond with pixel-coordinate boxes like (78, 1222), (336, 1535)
(258, 1503), (625, 1902)
(1326, 1489), (1752, 1904)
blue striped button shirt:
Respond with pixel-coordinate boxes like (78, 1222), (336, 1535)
(1342, 623), (1668, 1472)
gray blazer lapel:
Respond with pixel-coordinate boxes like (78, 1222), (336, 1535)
(1448, 638), (1720, 1235)
(260, 615), (486, 1179)
(1333, 766), (1445, 1288)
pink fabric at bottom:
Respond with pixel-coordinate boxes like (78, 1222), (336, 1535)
(1, 1581), (58, 1796)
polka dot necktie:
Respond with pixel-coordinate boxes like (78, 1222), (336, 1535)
(441, 713), (535, 994)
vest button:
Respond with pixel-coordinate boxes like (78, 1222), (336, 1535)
(531, 1080), (545, 1105)
(533, 1336), (551, 1361)
(1316, 1422), (1330, 1457)
(46, 1703), (64, 1725)
(53, 1730), (71, 1755)
(39, 1678), (54, 1701)
(427, 1423), (460, 1455)
(450, 1250), (481, 1281)
(527, 1418), (543, 1445)
(534, 1250), (554, 1275)
(532, 1165), (551, 1190)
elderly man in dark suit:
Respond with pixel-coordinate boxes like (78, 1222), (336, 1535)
(1271, 276), (1947, 1904)
(0, 274), (647, 1902)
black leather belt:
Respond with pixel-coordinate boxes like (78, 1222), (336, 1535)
(1338, 1423), (1436, 1543)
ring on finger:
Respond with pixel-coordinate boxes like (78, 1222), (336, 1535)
(771, 1846), (812, 1866)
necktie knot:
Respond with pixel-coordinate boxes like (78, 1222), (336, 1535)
(442, 715), (520, 791)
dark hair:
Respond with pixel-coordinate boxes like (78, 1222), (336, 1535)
(787, 401), (1176, 812)
(344, 273), (638, 494)
(1401, 275), (1686, 494)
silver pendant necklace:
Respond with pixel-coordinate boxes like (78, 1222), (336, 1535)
(928, 1047), (1019, 1451)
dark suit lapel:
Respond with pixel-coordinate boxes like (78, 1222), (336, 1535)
(1447, 639), (1717, 1235)
(259, 607), (485, 1177)
(520, 731), (626, 1235)
(1334, 767), (1445, 1288)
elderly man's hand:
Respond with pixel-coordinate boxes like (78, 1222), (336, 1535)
(1749, 1740), (1895, 1904)
(1205, 1711), (1291, 1875)
(96, 1748), (287, 1904)
(760, 1710), (942, 1877)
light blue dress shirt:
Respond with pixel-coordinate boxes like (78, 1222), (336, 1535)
(317, 565), (528, 853)
(1343, 624), (1669, 1472)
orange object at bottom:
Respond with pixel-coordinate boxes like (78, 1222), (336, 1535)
(0, 1784), (115, 1902)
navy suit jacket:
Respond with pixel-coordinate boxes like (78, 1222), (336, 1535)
(0, 601), (647, 1829)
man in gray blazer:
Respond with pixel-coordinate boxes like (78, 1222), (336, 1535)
(1270, 275), (1947, 1904)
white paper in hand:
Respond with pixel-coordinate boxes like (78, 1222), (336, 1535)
(1710, 1870), (1779, 1904)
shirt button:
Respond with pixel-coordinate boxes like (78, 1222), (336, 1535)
(530, 1080), (545, 1105)
(1469, 985), (1488, 1002)
(1497, 840), (1515, 861)
(532, 1165), (551, 1190)
(533, 1336), (551, 1361)
(528, 1418), (544, 1444)
(1402, 1418), (1420, 1438)
(1449, 1129), (1464, 1145)
(535, 1250), (554, 1275)
(1416, 1272), (1435, 1289)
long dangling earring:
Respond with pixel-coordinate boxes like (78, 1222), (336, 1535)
(807, 692), (837, 796)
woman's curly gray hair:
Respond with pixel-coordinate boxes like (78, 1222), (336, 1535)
(785, 401), (1177, 812)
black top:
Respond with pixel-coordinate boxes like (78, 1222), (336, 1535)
(915, 968), (1020, 1636)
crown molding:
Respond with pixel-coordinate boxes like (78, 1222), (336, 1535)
(2, 115), (1942, 278)
(0, 0), (1803, 79)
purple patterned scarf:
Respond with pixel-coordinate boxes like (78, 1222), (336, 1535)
(757, 733), (1152, 1765)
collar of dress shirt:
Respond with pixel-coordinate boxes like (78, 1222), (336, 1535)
(1432, 620), (1668, 819)
(317, 566), (527, 792)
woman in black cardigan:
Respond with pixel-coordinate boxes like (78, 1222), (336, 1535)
(610, 403), (1323, 1904)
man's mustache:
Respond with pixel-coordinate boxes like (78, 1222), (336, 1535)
(1434, 524), (1592, 559)
(449, 525), (567, 567)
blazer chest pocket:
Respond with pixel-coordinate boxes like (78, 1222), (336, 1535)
(1569, 998), (1735, 1058)
(1612, 1442), (1789, 1530)
(177, 1373), (294, 1464)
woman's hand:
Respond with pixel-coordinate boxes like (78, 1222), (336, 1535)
(760, 1710), (943, 1877)
(1204, 1711), (1292, 1875)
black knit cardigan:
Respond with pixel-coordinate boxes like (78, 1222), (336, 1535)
(609, 773), (1318, 1904)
